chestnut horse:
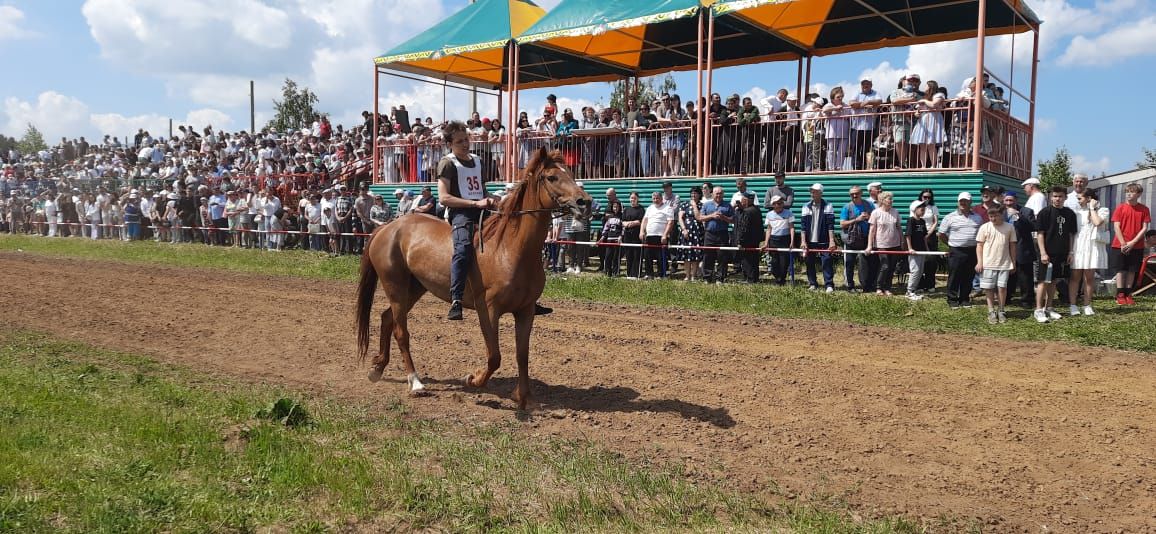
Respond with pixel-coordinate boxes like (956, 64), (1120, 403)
(356, 148), (591, 409)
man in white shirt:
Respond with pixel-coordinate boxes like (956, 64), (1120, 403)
(1023, 177), (1047, 216)
(639, 191), (676, 279)
(1064, 173), (1088, 212)
(848, 79), (883, 170)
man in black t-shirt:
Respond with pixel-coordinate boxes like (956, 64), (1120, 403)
(1032, 186), (1077, 323)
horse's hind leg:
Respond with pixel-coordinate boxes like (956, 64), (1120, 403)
(368, 308), (394, 383)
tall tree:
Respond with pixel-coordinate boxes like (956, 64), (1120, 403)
(1037, 146), (1073, 190)
(15, 123), (47, 156)
(266, 78), (322, 133)
(605, 74), (678, 111)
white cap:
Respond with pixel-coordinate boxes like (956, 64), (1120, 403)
(771, 195), (784, 203)
(575, 181), (584, 188)
(786, 94), (798, 101)
(810, 183), (824, 192)
(957, 191), (972, 201)
(867, 181), (883, 189)
(393, 188), (405, 195)
(906, 72), (920, 79)
(910, 199), (927, 214)
(128, 193), (139, 199)
(1021, 177), (1041, 186)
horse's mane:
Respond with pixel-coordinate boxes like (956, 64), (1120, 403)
(479, 149), (566, 244)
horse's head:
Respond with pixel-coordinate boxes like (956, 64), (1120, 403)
(525, 146), (591, 220)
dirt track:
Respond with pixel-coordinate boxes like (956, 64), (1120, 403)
(3, 251), (1154, 532)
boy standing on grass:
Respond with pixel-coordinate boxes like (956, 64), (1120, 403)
(975, 203), (1017, 323)
(1110, 183), (1151, 305)
(1033, 186), (1077, 323)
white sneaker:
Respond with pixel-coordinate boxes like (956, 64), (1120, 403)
(1069, 304), (1081, 316)
(906, 292), (923, 301)
(1046, 308), (1063, 321)
(1083, 305), (1095, 316)
(825, 286), (834, 293)
(1033, 309), (1049, 323)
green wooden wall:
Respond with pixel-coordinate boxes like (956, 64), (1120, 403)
(371, 170), (1018, 231)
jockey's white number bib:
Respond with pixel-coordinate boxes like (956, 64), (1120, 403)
(451, 154), (484, 201)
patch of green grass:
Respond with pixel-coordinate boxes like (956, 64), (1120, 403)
(0, 234), (359, 281)
(0, 329), (929, 532)
(4, 233), (1150, 352)
(542, 275), (1156, 352)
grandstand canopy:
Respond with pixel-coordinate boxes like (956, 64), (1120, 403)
(373, 0), (546, 88)
(513, 0), (1039, 88)
(375, 0), (1040, 89)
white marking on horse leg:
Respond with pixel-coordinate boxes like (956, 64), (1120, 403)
(407, 372), (427, 396)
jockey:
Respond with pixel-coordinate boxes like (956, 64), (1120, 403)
(437, 121), (500, 320)
(437, 121), (553, 321)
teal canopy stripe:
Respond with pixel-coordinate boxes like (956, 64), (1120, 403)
(376, 0), (518, 64)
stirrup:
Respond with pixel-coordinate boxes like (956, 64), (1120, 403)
(447, 300), (463, 321)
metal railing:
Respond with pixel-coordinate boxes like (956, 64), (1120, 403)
(369, 99), (1031, 183)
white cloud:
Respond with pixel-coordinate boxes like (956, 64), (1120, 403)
(1072, 154), (1112, 175)
(80, 0), (450, 134)
(1058, 16), (1156, 66)
(2, 91), (233, 143)
(379, 82), (500, 125)
(0, 5), (36, 42)
(3, 92), (91, 142)
(1036, 117), (1057, 134)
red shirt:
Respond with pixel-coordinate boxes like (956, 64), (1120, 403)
(1111, 202), (1151, 249)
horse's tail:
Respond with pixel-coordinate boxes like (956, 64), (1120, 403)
(355, 244), (378, 363)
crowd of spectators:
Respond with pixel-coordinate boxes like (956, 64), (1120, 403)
(546, 173), (1153, 322)
(0, 114), (404, 254)
(374, 73), (1013, 183)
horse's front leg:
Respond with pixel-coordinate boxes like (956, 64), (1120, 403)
(511, 306), (535, 410)
(465, 304), (502, 388)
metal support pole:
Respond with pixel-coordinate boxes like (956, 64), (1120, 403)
(372, 65), (380, 184)
(512, 43), (521, 180)
(804, 56), (812, 100)
(704, 14), (716, 177)
(696, 9), (704, 178)
(796, 57), (803, 104)
(1027, 28), (1039, 173)
(972, 0), (988, 172)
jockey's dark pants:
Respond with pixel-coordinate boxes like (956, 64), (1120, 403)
(450, 213), (477, 303)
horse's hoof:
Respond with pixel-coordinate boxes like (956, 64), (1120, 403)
(409, 387), (431, 398)
(463, 374), (477, 388)
(367, 366), (385, 383)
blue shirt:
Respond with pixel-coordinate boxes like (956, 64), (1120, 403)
(208, 193), (227, 220)
(840, 201), (872, 238)
(700, 202), (733, 234)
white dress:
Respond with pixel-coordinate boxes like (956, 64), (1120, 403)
(1071, 206), (1109, 270)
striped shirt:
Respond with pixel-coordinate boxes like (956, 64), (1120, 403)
(939, 210), (984, 247)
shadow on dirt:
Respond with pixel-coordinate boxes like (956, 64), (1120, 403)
(465, 378), (736, 428)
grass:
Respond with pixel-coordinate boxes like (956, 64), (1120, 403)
(2, 234), (1153, 353)
(0, 329), (936, 532)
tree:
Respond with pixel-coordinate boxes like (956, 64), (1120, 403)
(1140, 132), (1156, 169)
(15, 123), (47, 156)
(604, 74), (678, 111)
(0, 133), (17, 160)
(266, 78), (322, 134)
(1037, 146), (1073, 190)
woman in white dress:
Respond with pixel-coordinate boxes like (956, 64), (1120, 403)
(1068, 189), (1109, 316)
(910, 88), (946, 169)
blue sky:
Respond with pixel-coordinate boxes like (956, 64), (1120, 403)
(1, 0), (1153, 175)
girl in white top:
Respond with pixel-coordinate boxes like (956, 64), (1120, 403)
(1068, 189), (1109, 316)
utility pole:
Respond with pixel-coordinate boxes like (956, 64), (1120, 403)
(250, 80), (256, 133)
